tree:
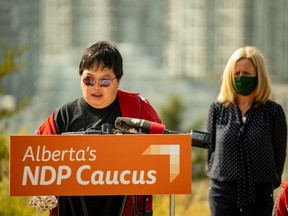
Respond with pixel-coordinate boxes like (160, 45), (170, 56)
(158, 94), (185, 132)
(158, 94), (208, 180)
(0, 45), (43, 216)
(0, 45), (29, 179)
(0, 45), (30, 119)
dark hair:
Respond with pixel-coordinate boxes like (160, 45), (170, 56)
(78, 41), (123, 79)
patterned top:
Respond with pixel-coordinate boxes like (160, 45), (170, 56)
(207, 100), (287, 207)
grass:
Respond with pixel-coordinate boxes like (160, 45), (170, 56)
(2, 177), (211, 216)
(0, 177), (47, 216)
(2, 177), (288, 216)
(153, 178), (210, 216)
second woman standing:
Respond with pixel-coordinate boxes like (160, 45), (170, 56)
(207, 46), (287, 216)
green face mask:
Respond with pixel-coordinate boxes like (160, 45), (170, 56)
(234, 76), (257, 96)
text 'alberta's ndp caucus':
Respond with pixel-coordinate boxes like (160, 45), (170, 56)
(10, 134), (192, 196)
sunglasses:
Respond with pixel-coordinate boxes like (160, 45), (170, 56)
(83, 76), (117, 87)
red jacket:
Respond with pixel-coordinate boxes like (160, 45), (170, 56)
(276, 182), (288, 216)
(36, 89), (162, 216)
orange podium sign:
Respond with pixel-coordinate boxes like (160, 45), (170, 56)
(10, 134), (191, 196)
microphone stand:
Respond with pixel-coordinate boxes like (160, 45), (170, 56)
(169, 194), (175, 216)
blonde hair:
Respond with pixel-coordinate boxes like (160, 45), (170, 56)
(217, 46), (271, 107)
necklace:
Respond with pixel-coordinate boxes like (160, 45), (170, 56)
(242, 116), (246, 123)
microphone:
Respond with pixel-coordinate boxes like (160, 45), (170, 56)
(115, 117), (210, 149)
(114, 117), (166, 134)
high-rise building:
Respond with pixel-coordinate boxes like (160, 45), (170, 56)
(0, 0), (40, 101)
(165, 0), (288, 81)
(2, 0), (288, 133)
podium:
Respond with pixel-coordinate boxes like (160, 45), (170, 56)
(10, 134), (192, 215)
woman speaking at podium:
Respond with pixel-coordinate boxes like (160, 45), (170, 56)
(35, 41), (162, 216)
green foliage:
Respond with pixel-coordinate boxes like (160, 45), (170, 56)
(0, 45), (27, 82)
(0, 134), (9, 180)
(158, 94), (185, 131)
(154, 179), (210, 216)
(192, 148), (208, 180)
(159, 95), (208, 180)
(0, 45), (29, 180)
(0, 177), (47, 216)
(185, 116), (206, 131)
(186, 117), (207, 180)
(0, 134), (8, 160)
(0, 45), (30, 120)
(0, 45), (33, 214)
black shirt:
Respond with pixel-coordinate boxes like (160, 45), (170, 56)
(207, 100), (287, 207)
(53, 96), (124, 216)
(54, 97), (121, 133)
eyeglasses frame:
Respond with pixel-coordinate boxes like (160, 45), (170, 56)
(82, 76), (117, 87)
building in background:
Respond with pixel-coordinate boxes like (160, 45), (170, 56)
(165, 0), (288, 80)
(1, 0), (288, 133)
(0, 0), (40, 101)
